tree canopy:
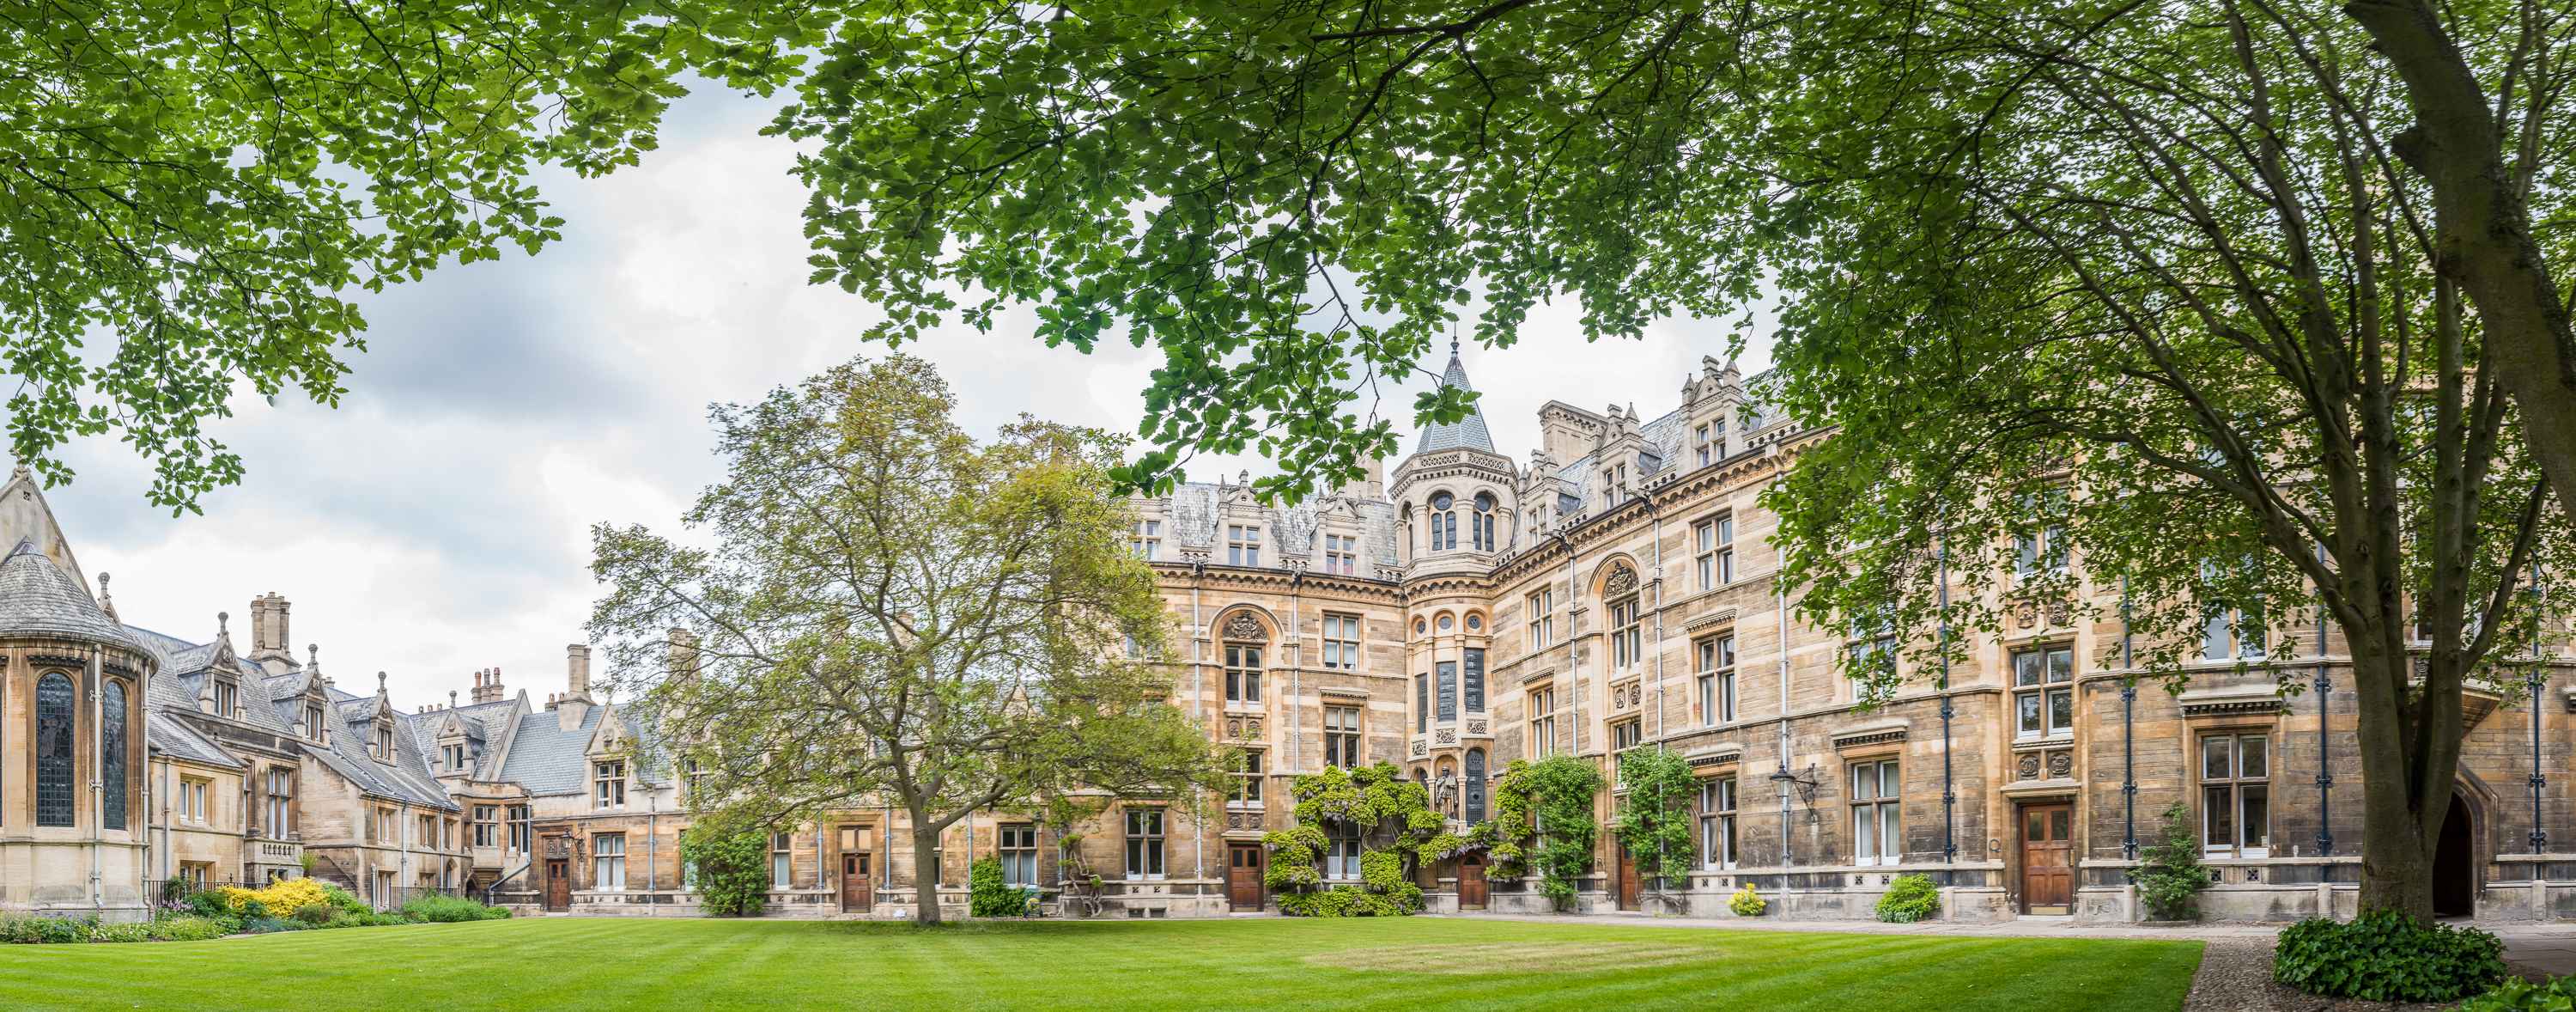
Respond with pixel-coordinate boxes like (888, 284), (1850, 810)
(586, 352), (1227, 925)
(1, 0), (807, 509)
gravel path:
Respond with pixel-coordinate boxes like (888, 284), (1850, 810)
(2184, 938), (2449, 1012)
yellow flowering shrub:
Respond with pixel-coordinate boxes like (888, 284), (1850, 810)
(215, 878), (335, 915)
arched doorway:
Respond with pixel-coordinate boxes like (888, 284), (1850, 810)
(2433, 793), (2477, 918)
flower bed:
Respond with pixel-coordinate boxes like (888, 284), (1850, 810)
(0, 881), (509, 944)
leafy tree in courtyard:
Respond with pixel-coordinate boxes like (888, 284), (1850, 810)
(586, 353), (1230, 926)
(0, 0), (811, 509)
(770, 0), (2576, 919)
(773, 0), (2576, 520)
(680, 815), (772, 918)
(1609, 748), (1693, 897)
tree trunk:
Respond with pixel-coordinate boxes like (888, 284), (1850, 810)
(2342, 0), (2576, 529)
(910, 814), (945, 926)
(2348, 639), (2461, 920)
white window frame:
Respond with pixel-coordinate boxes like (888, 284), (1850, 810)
(593, 833), (627, 891)
(1324, 704), (1362, 769)
(1850, 759), (1902, 867)
(1225, 525), (1261, 566)
(2200, 734), (2272, 859)
(593, 760), (627, 809)
(1526, 588), (1556, 649)
(1124, 808), (1166, 881)
(1528, 686), (1557, 759)
(2012, 644), (2076, 741)
(1321, 613), (1362, 671)
(1697, 634), (1737, 725)
(999, 824), (1040, 887)
(1699, 777), (1739, 870)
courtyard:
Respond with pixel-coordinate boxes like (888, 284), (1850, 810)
(0, 915), (2200, 1011)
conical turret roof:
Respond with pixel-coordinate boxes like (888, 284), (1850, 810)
(0, 538), (142, 649)
(1413, 343), (1497, 454)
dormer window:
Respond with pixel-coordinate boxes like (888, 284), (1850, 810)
(212, 678), (239, 717)
(441, 742), (468, 771)
(1226, 525), (1262, 566)
(594, 760), (627, 809)
(1322, 533), (1358, 576)
(1695, 423), (1714, 466)
(304, 702), (327, 740)
(373, 719), (395, 761)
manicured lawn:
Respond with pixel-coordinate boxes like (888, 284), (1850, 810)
(0, 915), (2202, 1011)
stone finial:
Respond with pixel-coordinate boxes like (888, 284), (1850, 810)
(216, 611), (229, 635)
(449, 690), (459, 709)
(376, 670), (388, 696)
(95, 572), (118, 622)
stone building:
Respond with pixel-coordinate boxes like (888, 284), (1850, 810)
(8, 339), (2573, 926)
(1095, 345), (2576, 924)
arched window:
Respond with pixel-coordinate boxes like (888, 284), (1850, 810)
(1472, 492), (1497, 551)
(102, 680), (129, 830)
(1429, 491), (1457, 551)
(1465, 748), (1489, 823)
(1605, 564), (1643, 669)
(36, 673), (76, 827)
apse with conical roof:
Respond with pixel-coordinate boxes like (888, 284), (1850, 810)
(0, 466), (158, 923)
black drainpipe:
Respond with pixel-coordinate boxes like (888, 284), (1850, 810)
(2315, 595), (2333, 858)
(2530, 582), (2549, 855)
(2120, 576), (2136, 862)
(1937, 530), (1956, 869)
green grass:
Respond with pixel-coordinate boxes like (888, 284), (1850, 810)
(0, 915), (2202, 1010)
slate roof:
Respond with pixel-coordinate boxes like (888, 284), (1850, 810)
(1163, 483), (1400, 572)
(1414, 350), (1497, 454)
(307, 686), (456, 810)
(147, 711), (243, 770)
(1552, 367), (1787, 512)
(0, 539), (143, 649)
(495, 704), (657, 797)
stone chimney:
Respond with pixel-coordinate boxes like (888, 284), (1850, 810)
(470, 667), (505, 704)
(667, 628), (700, 681)
(556, 646), (593, 730)
(246, 592), (295, 670)
(1339, 455), (1386, 501)
(567, 644), (592, 700)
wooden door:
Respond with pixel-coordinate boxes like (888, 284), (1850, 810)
(2020, 803), (2073, 915)
(543, 859), (570, 911)
(1457, 854), (1489, 910)
(1616, 844), (1642, 911)
(1226, 843), (1265, 911)
(841, 853), (874, 911)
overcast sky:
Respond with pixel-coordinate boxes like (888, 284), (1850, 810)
(43, 83), (1772, 709)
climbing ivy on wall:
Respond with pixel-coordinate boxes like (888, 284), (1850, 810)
(1485, 756), (1604, 908)
(1612, 748), (1697, 885)
(1261, 763), (1439, 916)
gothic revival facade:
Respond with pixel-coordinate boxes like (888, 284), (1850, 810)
(1110, 347), (2576, 924)
(9, 343), (2574, 925)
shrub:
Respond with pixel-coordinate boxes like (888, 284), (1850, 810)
(1874, 874), (1941, 924)
(1276, 886), (1414, 918)
(2459, 975), (2576, 1011)
(2131, 802), (2207, 921)
(969, 857), (1024, 918)
(146, 915), (233, 942)
(238, 916), (308, 934)
(317, 882), (372, 916)
(88, 922), (152, 943)
(216, 878), (333, 917)
(680, 818), (772, 918)
(400, 894), (508, 923)
(1, 915), (93, 944)
(2273, 910), (2505, 1003)
(1728, 884), (1767, 917)
(179, 889), (228, 918)
(290, 904), (336, 926)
